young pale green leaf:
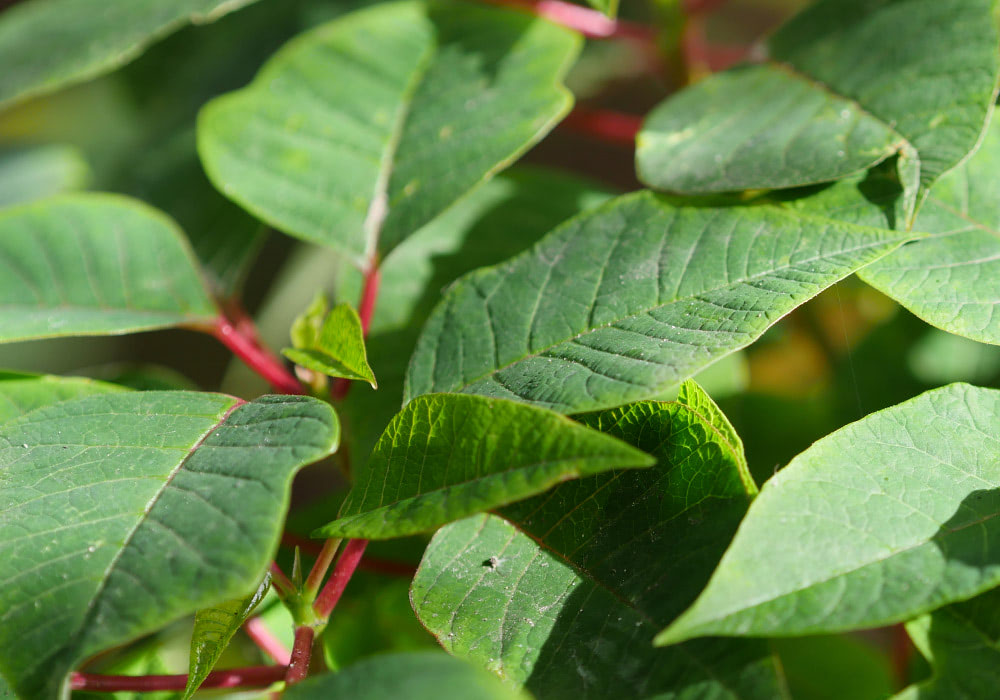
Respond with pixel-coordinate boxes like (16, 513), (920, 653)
(182, 575), (270, 700)
(197, 0), (580, 264)
(404, 191), (914, 414)
(314, 393), (653, 540)
(0, 145), (88, 208)
(0, 0), (262, 109)
(0, 193), (218, 344)
(285, 652), (529, 700)
(656, 383), (1000, 646)
(637, 0), (1000, 214)
(0, 392), (339, 700)
(411, 385), (785, 699)
(857, 115), (1000, 346)
(893, 589), (1000, 700)
(283, 301), (377, 388)
(0, 371), (126, 424)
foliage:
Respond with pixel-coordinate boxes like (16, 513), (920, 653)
(0, 0), (998, 698)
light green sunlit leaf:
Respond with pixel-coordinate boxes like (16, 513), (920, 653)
(0, 193), (218, 344)
(198, 0), (581, 264)
(283, 301), (376, 388)
(657, 383), (1000, 645)
(314, 392), (653, 540)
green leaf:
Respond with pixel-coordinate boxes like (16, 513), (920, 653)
(0, 371), (126, 424)
(893, 588), (1000, 699)
(0, 145), (88, 208)
(285, 651), (530, 700)
(405, 191), (913, 414)
(0, 0), (263, 110)
(0, 391), (339, 699)
(637, 0), (1000, 215)
(656, 382), (1000, 646)
(283, 300), (377, 388)
(314, 393), (653, 539)
(857, 114), (1000, 346)
(198, 0), (581, 264)
(583, 0), (618, 18)
(0, 193), (218, 344)
(183, 575), (270, 700)
(411, 385), (785, 699)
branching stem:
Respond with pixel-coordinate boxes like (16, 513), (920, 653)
(313, 539), (369, 619)
(212, 317), (304, 395)
(482, 0), (655, 42)
(284, 627), (315, 685)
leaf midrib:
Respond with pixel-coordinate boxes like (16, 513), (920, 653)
(449, 213), (907, 393)
(33, 398), (244, 687)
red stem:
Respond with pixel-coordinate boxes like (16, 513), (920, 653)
(562, 106), (642, 147)
(244, 617), (292, 666)
(284, 627), (315, 685)
(483, 0), (655, 42)
(304, 538), (341, 595)
(281, 532), (416, 577)
(313, 539), (369, 619)
(70, 666), (285, 692)
(269, 562), (295, 599)
(890, 623), (913, 687)
(212, 317), (304, 395)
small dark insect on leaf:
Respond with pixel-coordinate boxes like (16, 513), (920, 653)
(482, 556), (500, 569)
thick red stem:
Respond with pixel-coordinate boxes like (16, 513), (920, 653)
(483, 0), (655, 42)
(313, 539), (369, 619)
(244, 617), (292, 666)
(284, 627), (315, 685)
(304, 538), (342, 595)
(562, 106), (642, 147)
(212, 318), (304, 395)
(70, 666), (285, 692)
(281, 532), (416, 577)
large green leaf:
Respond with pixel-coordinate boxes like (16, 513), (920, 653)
(656, 383), (1000, 646)
(404, 191), (913, 414)
(0, 391), (339, 699)
(857, 115), (1000, 346)
(0, 0), (262, 110)
(637, 0), (1000, 216)
(198, 0), (580, 264)
(0, 145), (88, 208)
(182, 575), (270, 700)
(285, 652), (529, 700)
(0, 193), (218, 344)
(411, 384), (785, 699)
(0, 371), (125, 424)
(315, 393), (652, 539)
(893, 588), (1000, 699)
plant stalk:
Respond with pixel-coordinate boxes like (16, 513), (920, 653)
(313, 539), (369, 619)
(303, 538), (342, 596)
(212, 317), (304, 395)
(69, 666), (286, 692)
(244, 617), (292, 666)
(284, 627), (315, 685)
(563, 106), (642, 146)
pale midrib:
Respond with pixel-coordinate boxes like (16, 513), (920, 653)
(41, 398), (245, 688)
(451, 225), (905, 393)
(359, 39), (436, 266)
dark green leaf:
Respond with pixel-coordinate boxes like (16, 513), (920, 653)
(411, 383), (786, 699)
(0, 0), (263, 109)
(183, 575), (270, 700)
(775, 635), (895, 700)
(405, 191), (913, 414)
(893, 588), (1000, 699)
(0, 194), (218, 344)
(0, 392), (339, 699)
(285, 652), (529, 700)
(657, 383), (1000, 645)
(637, 0), (1000, 216)
(314, 393), (653, 539)
(198, 0), (580, 263)
(283, 300), (376, 388)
